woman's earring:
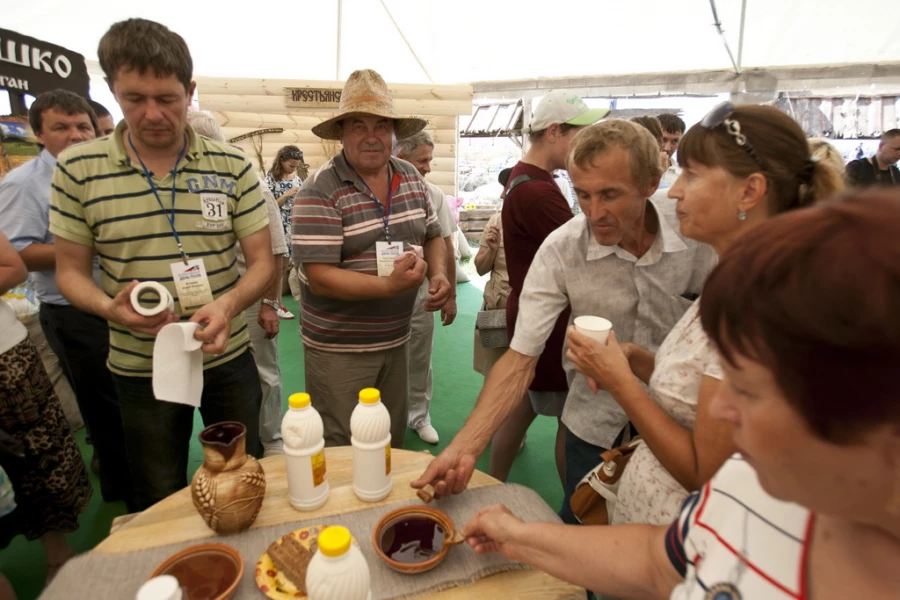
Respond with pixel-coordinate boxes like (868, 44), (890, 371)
(738, 209), (747, 221)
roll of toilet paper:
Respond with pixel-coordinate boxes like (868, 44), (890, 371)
(153, 322), (204, 407)
(130, 281), (174, 317)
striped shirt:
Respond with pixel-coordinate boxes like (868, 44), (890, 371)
(49, 122), (269, 377)
(292, 152), (442, 352)
(666, 455), (814, 600)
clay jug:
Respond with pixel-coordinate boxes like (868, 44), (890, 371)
(191, 421), (266, 534)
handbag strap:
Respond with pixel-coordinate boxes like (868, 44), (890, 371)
(505, 174), (541, 195)
(595, 439), (642, 484)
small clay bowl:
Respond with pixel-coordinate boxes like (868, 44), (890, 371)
(372, 506), (465, 575)
(149, 542), (243, 600)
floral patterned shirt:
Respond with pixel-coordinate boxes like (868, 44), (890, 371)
(610, 299), (724, 526)
(265, 174), (302, 257)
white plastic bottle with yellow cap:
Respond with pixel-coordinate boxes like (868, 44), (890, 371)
(282, 392), (329, 511)
(135, 575), (183, 600)
(350, 387), (392, 502)
(306, 526), (372, 600)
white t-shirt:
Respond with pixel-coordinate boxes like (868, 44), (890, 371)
(666, 455), (813, 600)
(426, 181), (456, 239)
(0, 298), (27, 355)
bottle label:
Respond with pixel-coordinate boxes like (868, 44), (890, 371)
(385, 445), (392, 476)
(311, 450), (327, 487)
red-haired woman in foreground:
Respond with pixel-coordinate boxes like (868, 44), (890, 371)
(463, 191), (900, 599)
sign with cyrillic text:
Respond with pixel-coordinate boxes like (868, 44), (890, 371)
(0, 29), (90, 98)
(284, 88), (342, 108)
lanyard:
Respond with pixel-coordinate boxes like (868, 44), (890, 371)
(347, 154), (394, 241)
(129, 133), (189, 264)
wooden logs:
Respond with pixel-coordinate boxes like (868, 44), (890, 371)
(201, 94), (471, 117)
(195, 77), (472, 103)
(212, 111), (459, 131)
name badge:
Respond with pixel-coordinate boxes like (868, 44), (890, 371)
(200, 193), (227, 222)
(170, 259), (215, 312)
(375, 241), (403, 277)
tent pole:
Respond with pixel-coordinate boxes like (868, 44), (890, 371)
(736, 0), (748, 73)
(379, 0), (434, 83)
(336, 0), (343, 80)
(708, 0), (741, 75)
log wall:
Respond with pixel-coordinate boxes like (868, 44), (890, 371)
(195, 77), (472, 195)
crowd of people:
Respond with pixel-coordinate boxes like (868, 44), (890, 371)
(0, 15), (898, 600)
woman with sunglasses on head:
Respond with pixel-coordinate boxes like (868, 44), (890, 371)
(563, 104), (844, 531)
(464, 190), (900, 599)
(265, 145), (307, 318)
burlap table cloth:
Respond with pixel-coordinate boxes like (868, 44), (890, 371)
(40, 483), (566, 599)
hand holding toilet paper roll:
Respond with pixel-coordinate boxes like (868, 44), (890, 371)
(153, 322), (204, 407)
(108, 280), (178, 335)
(188, 300), (232, 355)
(130, 281), (174, 317)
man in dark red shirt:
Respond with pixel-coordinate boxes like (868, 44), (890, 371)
(495, 91), (610, 484)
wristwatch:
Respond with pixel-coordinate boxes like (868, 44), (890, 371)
(261, 298), (279, 310)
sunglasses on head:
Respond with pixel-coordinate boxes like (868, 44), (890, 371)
(701, 101), (767, 170)
(284, 151), (303, 160)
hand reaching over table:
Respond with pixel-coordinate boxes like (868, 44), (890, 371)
(462, 504), (526, 559)
(411, 443), (478, 499)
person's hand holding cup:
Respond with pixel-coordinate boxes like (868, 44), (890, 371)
(567, 316), (632, 395)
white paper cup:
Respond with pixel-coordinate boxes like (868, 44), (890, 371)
(573, 316), (613, 344)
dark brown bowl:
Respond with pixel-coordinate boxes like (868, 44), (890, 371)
(149, 542), (243, 600)
(372, 506), (465, 574)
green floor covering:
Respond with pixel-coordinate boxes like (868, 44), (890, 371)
(1, 280), (564, 600)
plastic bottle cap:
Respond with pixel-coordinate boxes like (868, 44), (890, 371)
(317, 526), (352, 557)
(136, 575), (182, 600)
(358, 388), (381, 405)
(288, 393), (311, 409)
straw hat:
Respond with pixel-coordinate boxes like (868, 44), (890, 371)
(311, 69), (427, 141)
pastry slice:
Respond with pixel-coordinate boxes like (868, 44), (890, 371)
(267, 534), (316, 593)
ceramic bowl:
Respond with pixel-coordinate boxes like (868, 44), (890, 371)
(149, 542), (243, 600)
(372, 506), (465, 575)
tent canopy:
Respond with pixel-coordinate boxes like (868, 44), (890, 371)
(5, 0), (899, 86)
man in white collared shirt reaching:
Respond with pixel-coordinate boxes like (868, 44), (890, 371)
(413, 120), (717, 522)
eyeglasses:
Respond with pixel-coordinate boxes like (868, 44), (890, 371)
(283, 151), (303, 160)
(701, 101), (767, 170)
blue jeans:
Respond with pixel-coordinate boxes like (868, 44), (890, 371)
(559, 426), (633, 525)
(113, 350), (262, 511)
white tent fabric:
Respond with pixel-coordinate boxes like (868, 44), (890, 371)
(4, 0), (899, 85)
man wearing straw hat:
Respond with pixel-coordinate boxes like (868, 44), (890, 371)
(293, 69), (450, 448)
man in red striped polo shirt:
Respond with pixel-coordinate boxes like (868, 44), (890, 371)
(293, 69), (450, 447)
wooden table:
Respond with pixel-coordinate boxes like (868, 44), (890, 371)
(97, 447), (584, 599)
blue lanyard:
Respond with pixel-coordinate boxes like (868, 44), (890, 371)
(129, 133), (189, 263)
(347, 154), (394, 241)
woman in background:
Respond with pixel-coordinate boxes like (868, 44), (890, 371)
(809, 137), (846, 177)
(265, 145), (306, 317)
(473, 168), (526, 479)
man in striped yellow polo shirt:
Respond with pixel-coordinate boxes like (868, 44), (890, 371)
(48, 19), (274, 510)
